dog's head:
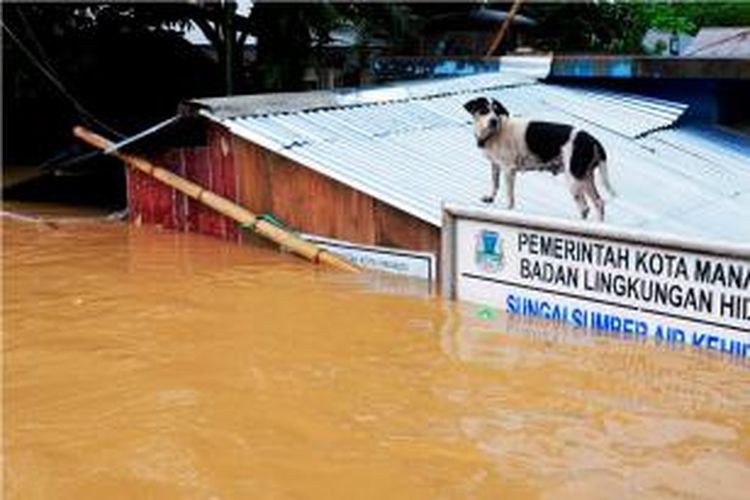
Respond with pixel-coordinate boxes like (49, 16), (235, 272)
(464, 97), (509, 147)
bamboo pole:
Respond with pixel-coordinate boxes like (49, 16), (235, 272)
(484, 0), (525, 58)
(73, 126), (361, 273)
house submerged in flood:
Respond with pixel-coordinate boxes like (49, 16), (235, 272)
(120, 56), (750, 283)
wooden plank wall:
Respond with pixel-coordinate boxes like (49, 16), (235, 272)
(126, 126), (240, 243)
(126, 122), (441, 258)
(231, 131), (440, 254)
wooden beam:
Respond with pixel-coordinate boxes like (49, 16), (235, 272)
(73, 125), (361, 273)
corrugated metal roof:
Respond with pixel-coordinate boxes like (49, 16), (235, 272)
(202, 73), (749, 244)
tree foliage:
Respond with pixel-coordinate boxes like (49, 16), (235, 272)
(2, 2), (219, 165)
(526, 2), (646, 53)
(526, 1), (750, 54)
(648, 1), (750, 34)
(249, 2), (346, 91)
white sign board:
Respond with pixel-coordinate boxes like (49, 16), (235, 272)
(302, 233), (436, 283)
(442, 204), (750, 358)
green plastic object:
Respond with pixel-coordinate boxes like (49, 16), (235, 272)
(477, 307), (497, 320)
(259, 213), (286, 228)
(238, 213), (286, 232)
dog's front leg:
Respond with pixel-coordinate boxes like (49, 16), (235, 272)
(481, 163), (501, 204)
(503, 168), (516, 209)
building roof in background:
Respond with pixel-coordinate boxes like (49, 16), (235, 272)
(194, 61), (750, 244)
(323, 24), (389, 49)
(425, 8), (537, 31)
(684, 27), (750, 58)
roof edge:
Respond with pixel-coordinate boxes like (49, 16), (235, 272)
(188, 91), (342, 119)
(187, 58), (553, 119)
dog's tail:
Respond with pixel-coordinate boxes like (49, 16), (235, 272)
(597, 160), (616, 197)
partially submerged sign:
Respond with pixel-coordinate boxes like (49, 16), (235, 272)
(302, 233), (436, 283)
(442, 203), (750, 358)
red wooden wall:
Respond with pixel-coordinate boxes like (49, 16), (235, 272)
(127, 126), (239, 243)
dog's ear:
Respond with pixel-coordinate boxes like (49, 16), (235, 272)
(463, 98), (480, 114)
(463, 97), (487, 115)
(491, 99), (509, 116)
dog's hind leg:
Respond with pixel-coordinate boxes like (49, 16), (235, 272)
(568, 181), (590, 219)
(481, 163), (501, 203)
(575, 192), (590, 219)
(583, 177), (605, 221)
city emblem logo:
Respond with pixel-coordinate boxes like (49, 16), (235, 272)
(475, 229), (503, 273)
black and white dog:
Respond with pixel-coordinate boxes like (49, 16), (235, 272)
(464, 97), (615, 221)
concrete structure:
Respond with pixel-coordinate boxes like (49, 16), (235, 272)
(642, 29), (695, 56)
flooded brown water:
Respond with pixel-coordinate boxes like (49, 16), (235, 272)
(4, 212), (750, 499)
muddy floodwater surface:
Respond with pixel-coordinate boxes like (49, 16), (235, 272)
(4, 214), (750, 499)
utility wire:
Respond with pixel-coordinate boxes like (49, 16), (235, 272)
(36, 148), (77, 170)
(40, 148), (105, 174)
(1, 19), (125, 140)
(42, 115), (183, 175)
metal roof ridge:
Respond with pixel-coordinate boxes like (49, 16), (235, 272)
(190, 73), (539, 119)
